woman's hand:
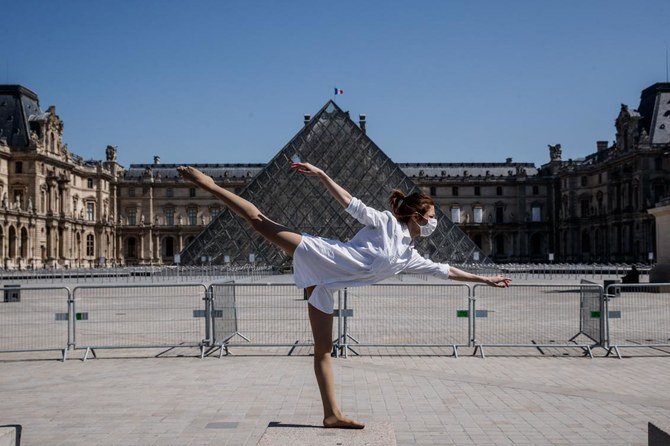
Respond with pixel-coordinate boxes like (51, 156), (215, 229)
(484, 276), (512, 288)
(291, 162), (323, 177)
(177, 166), (215, 188)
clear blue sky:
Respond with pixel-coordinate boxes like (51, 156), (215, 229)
(4, 1), (669, 168)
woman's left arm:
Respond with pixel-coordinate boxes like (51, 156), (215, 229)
(447, 266), (512, 288)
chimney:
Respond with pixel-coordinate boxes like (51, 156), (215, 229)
(359, 114), (366, 134)
(153, 155), (161, 164)
(304, 114), (311, 126)
(506, 157), (513, 164)
(596, 141), (608, 152)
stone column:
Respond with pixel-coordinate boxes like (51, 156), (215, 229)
(155, 233), (161, 263)
(140, 234), (145, 264)
(1, 222), (6, 265)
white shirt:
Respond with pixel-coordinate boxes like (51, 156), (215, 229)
(293, 197), (450, 313)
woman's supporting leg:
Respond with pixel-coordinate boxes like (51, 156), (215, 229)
(308, 301), (365, 429)
(177, 166), (302, 256)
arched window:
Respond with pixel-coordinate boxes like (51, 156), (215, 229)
(20, 227), (28, 258)
(8, 226), (16, 258)
(86, 234), (94, 257)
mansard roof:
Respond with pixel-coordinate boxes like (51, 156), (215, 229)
(0, 84), (42, 148)
(398, 162), (539, 178)
(123, 163), (265, 181)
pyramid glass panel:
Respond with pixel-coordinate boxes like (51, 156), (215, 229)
(180, 101), (493, 268)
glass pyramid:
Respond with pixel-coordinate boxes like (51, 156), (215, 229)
(180, 101), (493, 268)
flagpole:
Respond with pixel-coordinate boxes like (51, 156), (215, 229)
(666, 43), (668, 82)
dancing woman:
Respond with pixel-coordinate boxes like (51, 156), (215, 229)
(177, 163), (511, 429)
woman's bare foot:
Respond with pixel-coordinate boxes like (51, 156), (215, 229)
(176, 166), (214, 188)
(323, 414), (365, 429)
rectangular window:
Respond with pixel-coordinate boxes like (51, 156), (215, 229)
(86, 202), (95, 221)
(86, 235), (94, 257)
(87, 178), (94, 188)
(532, 185), (539, 195)
(581, 176), (588, 187)
(128, 208), (136, 226)
(211, 208), (219, 219)
(166, 188), (174, 198)
(452, 187), (459, 197)
(473, 207), (483, 223)
(495, 206), (504, 223)
(598, 173), (603, 184)
(531, 206), (541, 222)
(188, 208), (197, 225)
(474, 186), (481, 196)
(429, 186), (436, 196)
(15, 161), (22, 174)
(496, 186), (502, 196)
(189, 188), (196, 198)
(165, 208), (174, 225)
(128, 188), (135, 197)
(451, 207), (461, 223)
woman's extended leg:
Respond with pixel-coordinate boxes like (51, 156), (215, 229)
(177, 166), (301, 256)
(308, 299), (365, 429)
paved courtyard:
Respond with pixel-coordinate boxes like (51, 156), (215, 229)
(1, 348), (669, 445)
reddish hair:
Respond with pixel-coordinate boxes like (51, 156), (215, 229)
(388, 189), (434, 224)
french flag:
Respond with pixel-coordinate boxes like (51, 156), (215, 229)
(334, 88), (344, 95)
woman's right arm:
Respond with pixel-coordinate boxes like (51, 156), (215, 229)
(291, 162), (352, 208)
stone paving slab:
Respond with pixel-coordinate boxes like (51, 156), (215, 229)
(0, 427), (17, 446)
(1, 354), (668, 445)
(256, 421), (396, 446)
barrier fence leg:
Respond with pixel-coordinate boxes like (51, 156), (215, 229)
(334, 290), (342, 358)
(342, 289), (348, 358)
(83, 347), (97, 362)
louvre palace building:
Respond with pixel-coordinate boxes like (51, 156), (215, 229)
(0, 83), (668, 269)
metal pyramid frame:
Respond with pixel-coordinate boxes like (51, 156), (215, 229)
(180, 101), (493, 268)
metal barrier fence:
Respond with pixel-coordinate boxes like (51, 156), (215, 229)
(341, 284), (471, 357)
(71, 284), (209, 360)
(209, 283), (317, 356)
(0, 286), (71, 360)
(471, 284), (604, 358)
(2, 281), (669, 360)
(574, 279), (604, 345)
(0, 265), (274, 285)
(605, 283), (670, 358)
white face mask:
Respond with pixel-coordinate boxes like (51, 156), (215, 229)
(419, 217), (437, 237)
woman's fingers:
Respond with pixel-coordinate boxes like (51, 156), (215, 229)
(290, 162), (318, 175)
(488, 276), (511, 288)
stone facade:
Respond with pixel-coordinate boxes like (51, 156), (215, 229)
(0, 83), (667, 268)
(0, 86), (120, 269)
(117, 162), (261, 265)
(403, 161), (551, 262)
